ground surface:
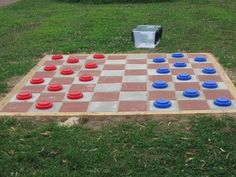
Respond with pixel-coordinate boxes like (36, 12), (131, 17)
(0, 117), (236, 176)
(1, 53), (236, 117)
(0, 0), (18, 7)
(0, 0), (236, 176)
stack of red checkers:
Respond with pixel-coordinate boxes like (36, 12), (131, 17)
(79, 74), (93, 82)
(67, 56), (79, 63)
(93, 53), (105, 59)
(16, 91), (32, 100)
(85, 62), (97, 69)
(44, 64), (57, 71)
(60, 68), (74, 75)
(36, 100), (53, 110)
(51, 54), (63, 60)
(30, 77), (44, 84)
(48, 84), (63, 91)
(67, 91), (83, 99)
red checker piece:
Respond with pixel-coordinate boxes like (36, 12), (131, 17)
(79, 74), (93, 82)
(48, 84), (63, 91)
(44, 64), (57, 71)
(16, 91), (32, 100)
(85, 62), (98, 69)
(67, 91), (83, 99)
(30, 77), (44, 84)
(67, 56), (79, 63)
(60, 68), (74, 75)
(36, 100), (53, 110)
(51, 54), (63, 60)
(93, 53), (105, 59)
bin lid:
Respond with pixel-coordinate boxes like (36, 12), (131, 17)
(133, 25), (161, 32)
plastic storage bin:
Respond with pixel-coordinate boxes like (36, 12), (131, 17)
(132, 25), (162, 48)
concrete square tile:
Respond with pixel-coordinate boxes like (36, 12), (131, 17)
(203, 90), (234, 99)
(92, 92), (119, 101)
(119, 101), (147, 112)
(0, 102), (33, 112)
(69, 84), (96, 92)
(101, 70), (124, 76)
(178, 100), (209, 110)
(95, 83), (122, 92)
(78, 70), (101, 76)
(119, 91), (147, 101)
(125, 70), (147, 75)
(122, 83), (146, 91)
(126, 64), (147, 70)
(107, 55), (127, 60)
(127, 54), (147, 59)
(37, 93), (65, 102)
(33, 71), (56, 78)
(123, 76), (147, 83)
(191, 63), (214, 69)
(148, 75), (173, 82)
(88, 101), (118, 112)
(171, 68), (194, 75)
(148, 63), (169, 69)
(174, 82), (201, 91)
(103, 64), (125, 70)
(197, 75), (223, 82)
(98, 76), (122, 83)
(59, 102), (89, 112)
(127, 59), (146, 64)
(20, 85), (46, 93)
(49, 77), (75, 85)
(105, 60), (126, 64)
(148, 91), (176, 100)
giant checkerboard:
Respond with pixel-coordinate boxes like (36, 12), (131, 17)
(0, 53), (236, 120)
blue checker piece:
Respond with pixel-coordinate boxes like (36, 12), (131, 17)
(154, 98), (172, 108)
(152, 80), (168, 89)
(202, 67), (216, 74)
(153, 57), (166, 63)
(183, 88), (200, 98)
(172, 52), (184, 58)
(214, 97), (232, 107)
(177, 73), (192, 80)
(156, 67), (170, 74)
(174, 61), (187, 67)
(194, 56), (207, 62)
(202, 80), (218, 89)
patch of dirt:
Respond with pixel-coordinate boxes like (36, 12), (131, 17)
(0, 75), (22, 100)
(0, 0), (19, 7)
(57, 115), (191, 130)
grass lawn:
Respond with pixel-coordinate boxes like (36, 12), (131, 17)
(0, 117), (236, 176)
(0, 0), (236, 176)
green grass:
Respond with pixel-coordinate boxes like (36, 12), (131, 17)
(0, 1), (236, 176)
(0, 116), (235, 176)
(0, 0), (235, 92)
